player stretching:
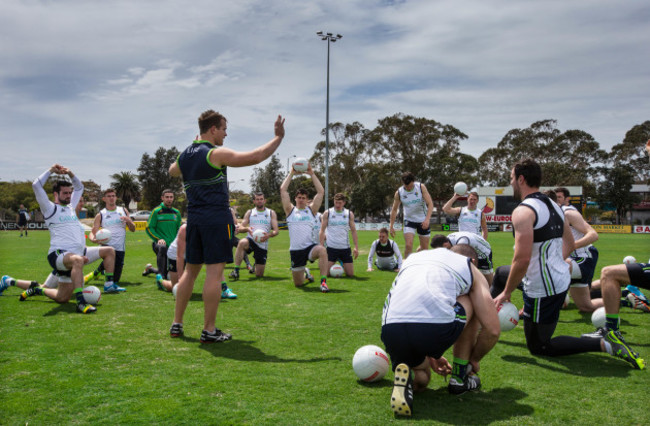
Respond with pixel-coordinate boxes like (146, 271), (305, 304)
(430, 231), (494, 286)
(382, 245), (500, 416)
(389, 172), (433, 258)
(319, 193), (359, 277)
(442, 191), (488, 240)
(231, 193), (279, 279)
(367, 228), (403, 272)
(21, 165), (117, 313)
(553, 187), (601, 312)
(493, 158), (643, 369)
(169, 110), (284, 342)
(84, 188), (133, 292)
(280, 164), (329, 292)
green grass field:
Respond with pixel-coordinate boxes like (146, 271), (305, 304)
(0, 230), (649, 425)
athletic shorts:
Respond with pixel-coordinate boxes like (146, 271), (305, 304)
(185, 222), (233, 265)
(18, 217), (27, 226)
(232, 236), (240, 249)
(403, 220), (430, 236)
(627, 262), (650, 288)
(245, 237), (268, 265)
(477, 251), (494, 274)
(569, 246), (599, 288)
(376, 256), (397, 271)
(290, 244), (317, 271)
(522, 290), (567, 324)
(381, 303), (466, 370)
(167, 258), (178, 273)
(326, 246), (353, 264)
(46, 247), (101, 275)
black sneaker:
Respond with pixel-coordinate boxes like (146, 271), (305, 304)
(229, 269), (239, 281)
(77, 303), (97, 314)
(581, 327), (607, 339)
(19, 282), (41, 301)
(448, 372), (481, 395)
(170, 323), (184, 337)
(391, 363), (413, 417)
(200, 328), (232, 343)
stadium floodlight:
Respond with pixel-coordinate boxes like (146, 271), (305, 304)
(315, 31), (342, 211)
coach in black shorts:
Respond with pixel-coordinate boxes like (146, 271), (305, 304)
(168, 109), (285, 343)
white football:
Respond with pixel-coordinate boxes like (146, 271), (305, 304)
(330, 263), (344, 278)
(497, 301), (519, 331)
(293, 157), (309, 173)
(623, 256), (636, 265)
(95, 228), (112, 244)
(252, 228), (266, 243)
(454, 181), (468, 196)
(83, 285), (101, 304)
(352, 345), (390, 382)
(591, 306), (606, 328)
(172, 284), (178, 299)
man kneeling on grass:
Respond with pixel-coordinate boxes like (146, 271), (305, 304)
(381, 245), (500, 417)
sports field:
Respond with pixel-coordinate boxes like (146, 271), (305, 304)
(0, 230), (648, 424)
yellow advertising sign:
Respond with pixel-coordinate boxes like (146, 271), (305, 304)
(592, 224), (631, 234)
(133, 221), (148, 231)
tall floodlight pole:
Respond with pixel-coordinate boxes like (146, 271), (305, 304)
(316, 31), (342, 211)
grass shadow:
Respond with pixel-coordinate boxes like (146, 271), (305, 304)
(194, 337), (343, 364)
(411, 386), (532, 423)
(501, 354), (633, 378)
(299, 286), (350, 294)
(43, 302), (79, 316)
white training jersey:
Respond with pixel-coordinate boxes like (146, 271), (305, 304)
(287, 207), (317, 250)
(447, 231), (492, 260)
(248, 207), (273, 250)
(168, 234), (178, 261)
(561, 205), (592, 258)
(519, 194), (570, 297)
(382, 248), (473, 325)
(325, 208), (351, 249)
(100, 207), (128, 251)
(458, 206), (483, 235)
(312, 212), (322, 245)
(33, 171), (85, 255)
(398, 182), (427, 223)
(367, 239), (403, 270)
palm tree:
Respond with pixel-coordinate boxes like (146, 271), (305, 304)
(110, 171), (141, 209)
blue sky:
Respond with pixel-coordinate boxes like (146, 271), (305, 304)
(1, 0), (648, 192)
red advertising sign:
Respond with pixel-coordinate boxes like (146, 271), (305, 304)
(633, 225), (650, 234)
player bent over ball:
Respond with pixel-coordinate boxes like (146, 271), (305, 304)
(381, 245), (500, 417)
(367, 228), (403, 272)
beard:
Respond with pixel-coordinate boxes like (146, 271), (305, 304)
(513, 184), (522, 202)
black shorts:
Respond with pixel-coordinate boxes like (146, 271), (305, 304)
(522, 290), (567, 324)
(404, 220), (430, 236)
(47, 250), (71, 278)
(477, 251), (493, 273)
(326, 247), (353, 264)
(245, 237), (268, 265)
(167, 258), (178, 273)
(185, 222), (234, 265)
(381, 303), (466, 370)
(18, 217), (27, 226)
(290, 244), (317, 270)
(627, 262), (650, 289)
(570, 246), (598, 287)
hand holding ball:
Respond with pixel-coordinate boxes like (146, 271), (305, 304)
(497, 302), (519, 331)
(252, 229), (266, 243)
(454, 181), (468, 196)
(293, 158), (309, 173)
(95, 228), (112, 244)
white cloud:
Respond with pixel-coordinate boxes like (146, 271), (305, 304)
(0, 0), (648, 190)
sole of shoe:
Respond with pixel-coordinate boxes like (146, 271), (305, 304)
(391, 364), (412, 416)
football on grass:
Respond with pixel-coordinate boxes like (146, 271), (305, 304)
(352, 345), (390, 382)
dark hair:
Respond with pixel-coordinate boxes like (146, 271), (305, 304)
(430, 234), (451, 248)
(451, 244), (478, 262)
(468, 191), (479, 199)
(253, 192), (265, 199)
(333, 193), (347, 202)
(543, 189), (557, 202)
(198, 109), (227, 134)
(104, 188), (117, 196)
(53, 180), (72, 193)
(554, 187), (570, 198)
(513, 158), (542, 188)
(401, 172), (415, 185)
(162, 189), (174, 196)
(379, 227), (389, 235)
(295, 188), (309, 197)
